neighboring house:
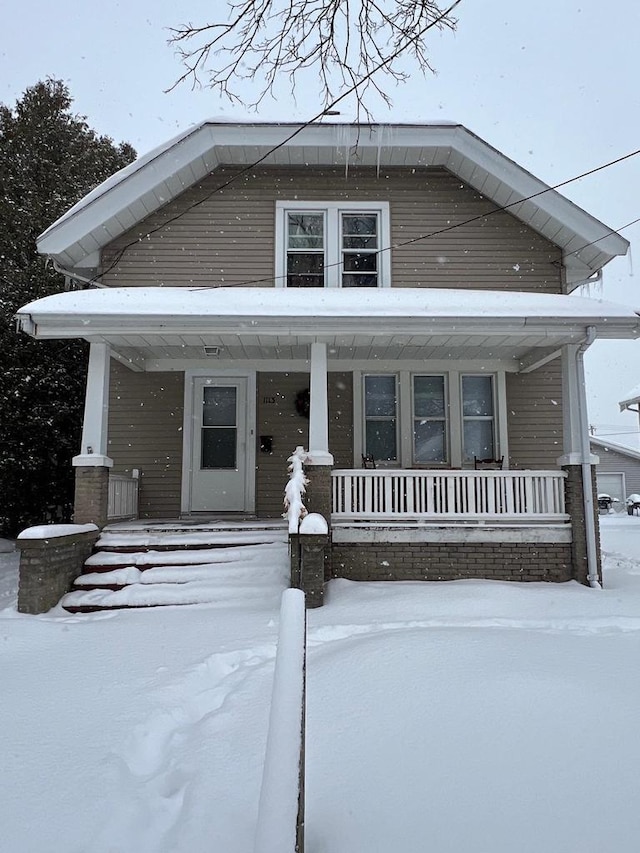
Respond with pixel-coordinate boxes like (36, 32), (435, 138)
(15, 121), (640, 593)
(591, 436), (640, 506)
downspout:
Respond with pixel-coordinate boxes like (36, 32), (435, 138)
(576, 325), (600, 588)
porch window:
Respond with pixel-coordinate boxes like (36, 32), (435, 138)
(276, 201), (390, 288)
(461, 375), (495, 462)
(359, 370), (502, 468)
(413, 375), (447, 464)
(364, 374), (398, 462)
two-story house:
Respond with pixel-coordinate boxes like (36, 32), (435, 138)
(16, 121), (639, 599)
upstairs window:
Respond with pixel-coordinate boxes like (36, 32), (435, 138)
(277, 201), (390, 288)
(286, 212), (325, 287)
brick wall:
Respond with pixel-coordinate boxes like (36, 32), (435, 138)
(331, 542), (573, 583)
(17, 528), (100, 614)
(563, 464), (602, 585)
(74, 466), (110, 527)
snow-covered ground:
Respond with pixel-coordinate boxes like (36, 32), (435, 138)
(1, 517), (640, 852)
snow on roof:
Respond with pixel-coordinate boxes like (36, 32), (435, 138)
(15, 287), (640, 345)
(590, 436), (640, 461)
(16, 285), (640, 322)
(619, 383), (640, 410)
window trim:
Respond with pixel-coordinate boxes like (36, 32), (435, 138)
(275, 200), (391, 288)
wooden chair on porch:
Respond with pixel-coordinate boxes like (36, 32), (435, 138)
(361, 453), (377, 469)
(474, 455), (504, 470)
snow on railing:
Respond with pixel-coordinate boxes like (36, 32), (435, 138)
(332, 469), (568, 522)
(283, 447), (309, 534)
(107, 471), (139, 520)
(254, 589), (306, 853)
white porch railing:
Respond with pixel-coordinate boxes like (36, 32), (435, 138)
(107, 472), (139, 520)
(332, 469), (568, 522)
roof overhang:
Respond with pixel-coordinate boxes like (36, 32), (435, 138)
(36, 122), (629, 289)
(15, 287), (640, 372)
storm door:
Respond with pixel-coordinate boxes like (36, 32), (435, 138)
(191, 378), (249, 511)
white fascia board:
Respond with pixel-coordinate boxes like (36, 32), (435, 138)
(18, 313), (640, 343)
(449, 127), (629, 263)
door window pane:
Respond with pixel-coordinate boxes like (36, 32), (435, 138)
(203, 386), (236, 426)
(202, 386), (237, 469)
(202, 428), (237, 469)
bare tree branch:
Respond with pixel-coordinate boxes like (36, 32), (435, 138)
(167, 0), (457, 113)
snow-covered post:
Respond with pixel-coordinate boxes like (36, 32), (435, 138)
(284, 448), (309, 590)
(283, 447), (309, 535)
(254, 588), (306, 853)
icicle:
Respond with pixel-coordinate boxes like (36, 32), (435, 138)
(376, 124), (384, 179)
(628, 243), (634, 277)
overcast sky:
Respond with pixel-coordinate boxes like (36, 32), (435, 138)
(3, 0), (640, 445)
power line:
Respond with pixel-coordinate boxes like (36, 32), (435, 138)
(91, 0), (463, 286)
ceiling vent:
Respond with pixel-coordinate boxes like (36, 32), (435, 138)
(204, 345), (221, 357)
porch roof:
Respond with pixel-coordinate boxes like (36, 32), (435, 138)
(16, 287), (640, 369)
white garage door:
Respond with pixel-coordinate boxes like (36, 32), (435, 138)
(596, 472), (625, 505)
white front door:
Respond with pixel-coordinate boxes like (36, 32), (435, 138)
(191, 378), (249, 511)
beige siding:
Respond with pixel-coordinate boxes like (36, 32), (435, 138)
(102, 167), (562, 293)
(506, 359), (563, 469)
(256, 372), (353, 517)
(108, 361), (184, 518)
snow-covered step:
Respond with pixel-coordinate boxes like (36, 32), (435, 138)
(62, 576), (288, 613)
(95, 532), (288, 551)
(62, 525), (290, 613)
(74, 561), (288, 589)
(84, 542), (287, 572)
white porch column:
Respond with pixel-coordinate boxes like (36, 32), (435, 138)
(72, 342), (113, 468)
(557, 343), (598, 466)
(307, 342), (333, 465)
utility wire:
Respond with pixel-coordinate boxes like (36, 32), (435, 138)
(90, 0), (463, 286)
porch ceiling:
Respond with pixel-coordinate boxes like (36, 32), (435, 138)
(101, 333), (573, 369)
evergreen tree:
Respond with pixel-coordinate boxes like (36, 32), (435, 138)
(0, 80), (135, 537)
